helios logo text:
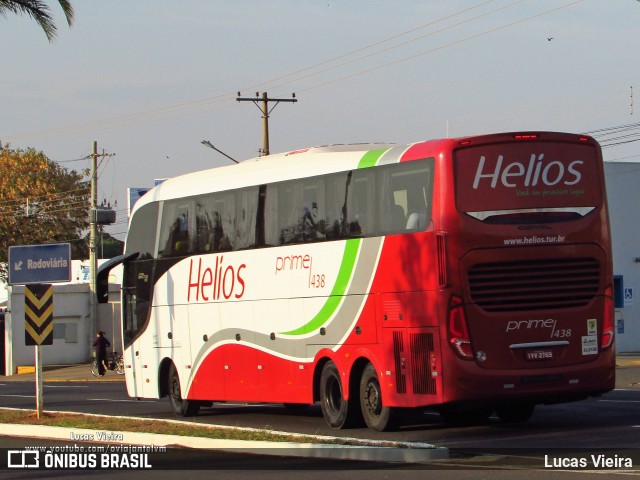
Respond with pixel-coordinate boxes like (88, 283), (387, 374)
(473, 154), (583, 189)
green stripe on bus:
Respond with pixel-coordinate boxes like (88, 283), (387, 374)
(357, 148), (389, 169)
(280, 238), (361, 336)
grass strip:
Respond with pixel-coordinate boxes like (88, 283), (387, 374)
(0, 408), (410, 448)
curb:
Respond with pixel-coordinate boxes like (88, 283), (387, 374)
(0, 410), (448, 464)
(616, 359), (640, 367)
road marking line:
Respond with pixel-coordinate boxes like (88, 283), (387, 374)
(598, 399), (640, 403)
(0, 394), (34, 398)
(86, 398), (156, 403)
(44, 385), (90, 389)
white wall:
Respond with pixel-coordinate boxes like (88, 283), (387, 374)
(605, 161), (640, 353)
(4, 283), (121, 374)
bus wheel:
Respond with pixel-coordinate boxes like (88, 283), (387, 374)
(360, 363), (396, 431)
(168, 364), (200, 417)
(319, 361), (355, 429)
(495, 403), (535, 423)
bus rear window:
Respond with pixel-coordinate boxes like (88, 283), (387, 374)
(454, 141), (601, 221)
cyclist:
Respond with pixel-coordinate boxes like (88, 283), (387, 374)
(92, 331), (111, 376)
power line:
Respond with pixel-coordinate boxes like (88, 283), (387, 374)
(264, 0), (528, 93)
(0, 186), (89, 208)
(585, 121), (640, 148)
(295, 0), (584, 94)
(2, 1), (564, 141)
(245, 0), (500, 93)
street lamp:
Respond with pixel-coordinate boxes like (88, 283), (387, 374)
(201, 140), (239, 164)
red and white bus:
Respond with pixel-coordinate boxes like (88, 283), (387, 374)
(99, 131), (615, 431)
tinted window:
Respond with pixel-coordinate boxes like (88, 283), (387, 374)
(158, 202), (192, 258)
(125, 202), (159, 257)
(346, 169), (374, 237)
(378, 160), (433, 233)
(135, 158), (434, 259)
(123, 202), (158, 349)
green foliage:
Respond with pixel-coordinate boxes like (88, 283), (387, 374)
(83, 231), (124, 259)
(0, 0), (74, 42)
(0, 144), (90, 272)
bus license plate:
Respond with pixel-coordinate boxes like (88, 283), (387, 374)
(526, 350), (553, 360)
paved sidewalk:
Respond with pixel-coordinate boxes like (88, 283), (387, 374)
(615, 354), (640, 389)
(0, 363), (124, 382)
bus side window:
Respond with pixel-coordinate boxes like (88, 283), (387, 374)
(404, 163), (433, 231)
(346, 171), (374, 237)
(300, 179), (325, 242)
(391, 203), (407, 231)
(385, 160), (434, 233)
(278, 181), (298, 245)
(263, 184), (279, 246)
(235, 187), (259, 250)
(324, 172), (347, 240)
(210, 198), (225, 252)
(218, 193), (235, 251)
(195, 198), (214, 253)
(158, 202), (192, 257)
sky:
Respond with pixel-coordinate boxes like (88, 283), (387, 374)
(1, 0), (639, 240)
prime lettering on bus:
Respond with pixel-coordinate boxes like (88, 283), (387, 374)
(275, 254), (312, 274)
(472, 154), (583, 189)
(506, 318), (557, 333)
(187, 256), (246, 302)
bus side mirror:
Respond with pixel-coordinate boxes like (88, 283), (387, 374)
(96, 252), (139, 304)
(97, 274), (109, 304)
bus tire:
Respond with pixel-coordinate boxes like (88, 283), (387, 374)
(495, 403), (535, 423)
(319, 361), (355, 429)
(168, 364), (200, 417)
(359, 363), (397, 431)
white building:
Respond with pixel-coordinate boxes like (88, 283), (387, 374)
(1, 262), (122, 375)
(605, 161), (640, 353)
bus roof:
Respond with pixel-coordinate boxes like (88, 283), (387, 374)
(131, 132), (598, 216)
(132, 142), (405, 213)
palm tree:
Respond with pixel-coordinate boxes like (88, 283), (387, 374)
(0, 0), (74, 42)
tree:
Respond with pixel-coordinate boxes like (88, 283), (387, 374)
(0, 144), (90, 280)
(0, 0), (74, 42)
(84, 230), (124, 259)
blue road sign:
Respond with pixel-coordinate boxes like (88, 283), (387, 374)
(8, 243), (72, 285)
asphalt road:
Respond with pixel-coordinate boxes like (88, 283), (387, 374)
(1, 376), (640, 450)
(1, 358), (640, 475)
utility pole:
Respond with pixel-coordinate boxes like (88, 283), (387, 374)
(236, 91), (297, 156)
(89, 141), (98, 344)
(88, 142), (115, 354)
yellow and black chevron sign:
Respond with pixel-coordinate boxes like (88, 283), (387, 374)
(25, 284), (54, 346)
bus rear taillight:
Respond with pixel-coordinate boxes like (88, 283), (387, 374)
(448, 296), (473, 359)
(601, 286), (615, 350)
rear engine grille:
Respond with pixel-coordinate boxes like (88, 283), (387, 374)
(468, 257), (600, 312)
(392, 331), (407, 394)
(410, 333), (436, 395)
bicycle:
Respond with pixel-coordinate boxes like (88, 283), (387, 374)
(91, 351), (125, 376)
